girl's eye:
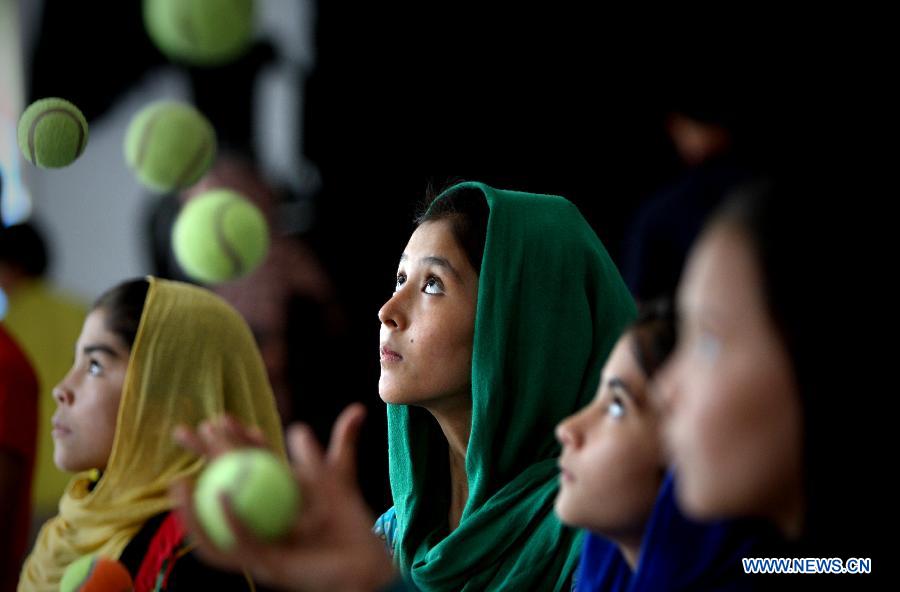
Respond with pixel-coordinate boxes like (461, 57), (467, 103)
(608, 395), (625, 419)
(696, 332), (722, 360)
(395, 273), (407, 291)
(424, 276), (444, 295)
(88, 360), (102, 377)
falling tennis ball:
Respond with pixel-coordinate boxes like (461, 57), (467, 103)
(124, 100), (216, 193)
(17, 98), (88, 168)
(171, 188), (269, 283)
(194, 448), (301, 550)
(143, 0), (255, 66)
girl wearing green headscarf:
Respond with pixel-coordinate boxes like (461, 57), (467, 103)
(173, 181), (635, 591)
(374, 181), (635, 590)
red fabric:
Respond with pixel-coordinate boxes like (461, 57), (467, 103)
(134, 512), (187, 592)
(0, 325), (39, 568)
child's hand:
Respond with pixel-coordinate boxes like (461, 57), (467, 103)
(171, 404), (399, 592)
(173, 414), (268, 459)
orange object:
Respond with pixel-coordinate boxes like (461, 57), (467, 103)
(74, 557), (133, 591)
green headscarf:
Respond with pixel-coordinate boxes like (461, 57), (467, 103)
(387, 182), (636, 590)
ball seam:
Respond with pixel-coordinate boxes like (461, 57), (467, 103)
(175, 134), (212, 189)
(133, 107), (168, 171)
(27, 107), (86, 165)
(213, 198), (245, 278)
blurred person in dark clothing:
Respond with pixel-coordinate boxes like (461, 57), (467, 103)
(621, 105), (756, 304)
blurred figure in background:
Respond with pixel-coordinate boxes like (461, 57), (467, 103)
(0, 325), (38, 592)
(0, 222), (86, 539)
(621, 103), (755, 304)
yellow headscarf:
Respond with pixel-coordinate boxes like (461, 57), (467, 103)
(19, 278), (286, 592)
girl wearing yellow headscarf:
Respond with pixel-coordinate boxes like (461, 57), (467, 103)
(18, 277), (285, 592)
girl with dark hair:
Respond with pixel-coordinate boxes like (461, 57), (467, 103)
(19, 277), (285, 591)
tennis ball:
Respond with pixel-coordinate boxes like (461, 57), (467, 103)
(124, 101), (216, 193)
(59, 554), (133, 592)
(17, 98), (88, 168)
(172, 188), (269, 283)
(143, 0), (255, 66)
(194, 448), (301, 550)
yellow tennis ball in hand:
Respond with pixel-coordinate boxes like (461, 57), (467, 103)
(194, 448), (301, 550)
(17, 98), (88, 168)
(171, 188), (269, 284)
(124, 100), (217, 193)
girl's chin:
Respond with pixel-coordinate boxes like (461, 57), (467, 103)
(379, 394), (416, 406)
(378, 379), (415, 405)
(553, 492), (579, 525)
(378, 388), (407, 405)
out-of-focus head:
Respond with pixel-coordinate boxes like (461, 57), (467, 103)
(657, 174), (859, 542)
(0, 222), (49, 289)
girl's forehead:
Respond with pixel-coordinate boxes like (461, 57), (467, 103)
(404, 219), (458, 253)
(680, 226), (759, 323)
(77, 309), (128, 354)
(401, 221), (477, 281)
(602, 337), (645, 391)
(79, 309), (111, 341)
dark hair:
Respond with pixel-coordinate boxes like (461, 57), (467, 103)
(414, 182), (490, 275)
(711, 174), (880, 561)
(629, 298), (677, 379)
(0, 222), (49, 277)
(92, 279), (150, 350)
